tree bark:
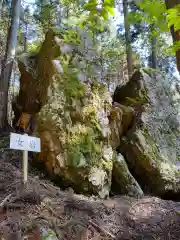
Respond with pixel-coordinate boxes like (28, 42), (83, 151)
(165, 0), (180, 72)
(150, 24), (157, 69)
(0, 0), (3, 19)
(0, 0), (21, 129)
(123, 0), (133, 79)
(24, 23), (27, 52)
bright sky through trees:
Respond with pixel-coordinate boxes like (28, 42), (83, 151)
(21, 0), (179, 80)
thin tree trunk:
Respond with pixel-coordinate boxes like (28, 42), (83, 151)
(0, 0), (3, 19)
(123, 0), (133, 79)
(0, 0), (21, 129)
(150, 24), (157, 69)
(165, 0), (180, 72)
(0, 0), (7, 21)
(24, 23), (27, 52)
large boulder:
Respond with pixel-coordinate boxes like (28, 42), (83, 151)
(14, 29), (143, 198)
(36, 77), (113, 198)
(113, 70), (180, 197)
(112, 153), (143, 198)
(16, 30), (113, 198)
(109, 103), (134, 149)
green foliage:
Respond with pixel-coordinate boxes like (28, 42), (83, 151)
(129, 0), (167, 32)
(91, 82), (106, 94)
(75, 0), (115, 35)
(34, 0), (58, 32)
(126, 95), (148, 105)
(34, 0), (115, 35)
(28, 41), (41, 54)
(135, 0), (180, 54)
(61, 70), (85, 101)
(67, 130), (101, 167)
(55, 27), (81, 45)
(102, 159), (112, 171)
(67, 147), (82, 167)
(127, 11), (142, 25)
(84, 0), (115, 20)
(171, 41), (180, 54)
(32, 0), (121, 89)
(137, 0), (166, 23)
(167, 4), (180, 31)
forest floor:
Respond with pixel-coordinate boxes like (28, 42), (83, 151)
(1, 133), (180, 239)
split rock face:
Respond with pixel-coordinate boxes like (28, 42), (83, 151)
(14, 29), (143, 198)
(113, 70), (180, 197)
(16, 29), (180, 199)
(15, 29), (180, 199)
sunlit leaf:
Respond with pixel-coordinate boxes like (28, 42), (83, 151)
(100, 8), (109, 21)
(84, 0), (98, 11)
(103, 5), (114, 16)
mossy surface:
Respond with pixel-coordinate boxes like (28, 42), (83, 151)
(112, 153), (143, 198)
(32, 33), (113, 197)
(66, 125), (102, 167)
(120, 128), (180, 195)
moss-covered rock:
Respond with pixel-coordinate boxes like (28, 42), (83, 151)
(109, 103), (134, 149)
(112, 153), (143, 197)
(15, 29), (114, 198)
(114, 70), (180, 196)
(120, 129), (180, 196)
(35, 73), (113, 197)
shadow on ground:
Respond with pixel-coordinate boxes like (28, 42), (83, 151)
(1, 133), (180, 239)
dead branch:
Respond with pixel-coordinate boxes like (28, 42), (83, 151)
(0, 194), (12, 211)
(89, 220), (116, 239)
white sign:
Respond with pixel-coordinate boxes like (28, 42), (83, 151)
(10, 133), (41, 152)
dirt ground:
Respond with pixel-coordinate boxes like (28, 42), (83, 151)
(1, 133), (180, 239)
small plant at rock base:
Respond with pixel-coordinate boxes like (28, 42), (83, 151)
(67, 147), (82, 167)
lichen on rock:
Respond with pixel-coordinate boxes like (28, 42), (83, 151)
(109, 103), (134, 149)
(112, 153), (143, 198)
(114, 70), (180, 197)
(15, 29), (116, 198)
(36, 78), (113, 197)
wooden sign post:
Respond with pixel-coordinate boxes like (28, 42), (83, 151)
(10, 133), (41, 184)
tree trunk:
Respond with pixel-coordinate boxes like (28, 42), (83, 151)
(0, 0), (3, 19)
(0, 0), (21, 130)
(123, 0), (133, 79)
(150, 24), (157, 69)
(24, 23), (27, 52)
(165, 0), (180, 72)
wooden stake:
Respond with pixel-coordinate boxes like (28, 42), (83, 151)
(23, 133), (28, 185)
